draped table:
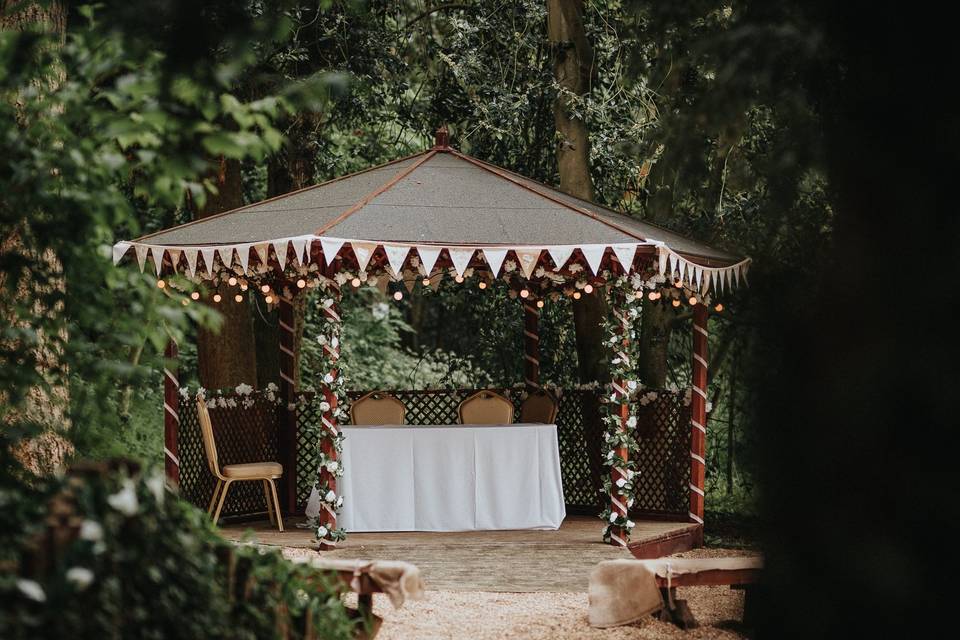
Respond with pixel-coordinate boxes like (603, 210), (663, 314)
(339, 423), (566, 532)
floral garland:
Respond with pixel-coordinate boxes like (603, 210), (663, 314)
(179, 382), (305, 410)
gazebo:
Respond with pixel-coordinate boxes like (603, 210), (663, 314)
(113, 129), (749, 553)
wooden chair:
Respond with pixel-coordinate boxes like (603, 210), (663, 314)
(457, 390), (514, 425)
(350, 391), (406, 425)
(197, 398), (284, 531)
(519, 389), (558, 423)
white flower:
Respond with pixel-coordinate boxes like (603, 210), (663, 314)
(316, 334), (327, 345)
(66, 567), (94, 590)
(503, 259), (517, 273)
(326, 461), (339, 473)
(206, 399), (217, 409)
(107, 480), (139, 516)
(325, 490), (336, 502)
(179, 387), (191, 399)
(569, 263), (583, 273)
(627, 498), (635, 507)
(146, 473), (165, 504)
(627, 380), (638, 391)
(608, 512), (617, 523)
(626, 520), (636, 529)
(336, 496), (344, 508)
(606, 450), (615, 460)
(626, 416), (637, 429)
(266, 382), (279, 392)
(79, 520), (103, 542)
(318, 401), (331, 412)
(16, 579), (46, 602)
(225, 398), (237, 408)
(615, 478), (627, 488)
(235, 383), (253, 396)
(330, 336), (339, 349)
(317, 526), (329, 538)
(323, 373), (334, 384)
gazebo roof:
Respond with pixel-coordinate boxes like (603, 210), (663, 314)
(113, 137), (750, 293)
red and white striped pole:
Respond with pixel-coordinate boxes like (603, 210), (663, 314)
(278, 285), (299, 514)
(609, 303), (632, 547)
(318, 282), (342, 550)
(689, 303), (709, 526)
(522, 296), (540, 389)
(163, 340), (180, 487)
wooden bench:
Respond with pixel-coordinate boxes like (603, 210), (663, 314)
(649, 557), (762, 629)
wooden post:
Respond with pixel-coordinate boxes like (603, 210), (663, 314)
(608, 299), (631, 547)
(318, 281), (342, 550)
(278, 284), (299, 514)
(163, 340), (180, 487)
(689, 303), (709, 525)
(522, 296), (541, 389)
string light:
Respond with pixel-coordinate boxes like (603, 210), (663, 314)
(264, 295), (274, 304)
(212, 294), (222, 303)
(573, 292), (582, 300)
(583, 284), (594, 294)
(519, 289), (529, 298)
(478, 281), (487, 290)
(672, 299), (681, 307)
(674, 279), (682, 288)
(422, 277), (431, 286)
(181, 299), (189, 306)
(296, 279), (306, 289)
(647, 291), (657, 301)
(351, 277), (361, 288)
(235, 294), (243, 303)
(190, 291), (200, 300)
(536, 300), (544, 309)
(156, 279), (166, 289)
(635, 291), (644, 300)
(393, 291), (403, 301)
(688, 296), (698, 306)
(714, 303), (724, 313)
(228, 277), (237, 286)
(260, 284), (271, 294)
(454, 274), (464, 283)
(240, 283), (248, 291)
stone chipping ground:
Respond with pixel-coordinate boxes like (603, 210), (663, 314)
(286, 547), (757, 640)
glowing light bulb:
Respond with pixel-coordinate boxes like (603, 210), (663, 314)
(422, 278), (431, 286)
(573, 292), (581, 300)
(228, 277), (238, 286)
(478, 281), (487, 290)
(190, 291), (200, 300)
(714, 303), (724, 313)
(264, 295), (274, 304)
(212, 294), (222, 303)
(156, 279), (166, 289)
(351, 277), (361, 288)
(455, 274), (464, 283)
(584, 284), (594, 294)
(536, 300), (544, 309)
(647, 291), (657, 301)
(296, 279), (306, 289)
(181, 298), (189, 306)
(393, 291), (403, 301)
(260, 284), (271, 293)
(240, 283), (248, 291)
(672, 299), (681, 307)
(519, 289), (529, 299)
(674, 280), (682, 288)
(688, 296), (698, 306)
(235, 294), (243, 303)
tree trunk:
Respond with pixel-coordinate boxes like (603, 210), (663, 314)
(195, 157), (258, 389)
(637, 296), (671, 387)
(547, 0), (609, 385)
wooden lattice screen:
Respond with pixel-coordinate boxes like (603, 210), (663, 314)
(177, 388), (691, 520)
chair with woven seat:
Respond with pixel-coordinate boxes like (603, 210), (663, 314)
(457, 390), (515, 425)
(197, 398), (284, 531)
(350, 391), (406, 425)
(519, 389), (558, 424)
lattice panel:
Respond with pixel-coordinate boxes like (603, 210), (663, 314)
(178, 397), (279, 518)
(295, 392), (321, 509)
(629, 394), (692, 518)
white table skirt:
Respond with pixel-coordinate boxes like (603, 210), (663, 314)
(338, 423), (566, 532)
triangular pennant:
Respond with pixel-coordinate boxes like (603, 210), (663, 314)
(481, 248), (508, 276)
(515, 248), (541, 278)
(611, 244), (637, 273)
(216, 247), (234, 270)
(383, 244), (411, 275)
(200, 248), (216, 275)
(272, 240), (289, 271)
(166, 249), (182, 274)
(320, 238), (345, 266)
(666, 252), (675, 279)
(237, 245), (251, 274)
(150, 248), (163, 276)
(290, 238), (307, 266)
(658, 247), (668, 276)
(303, 239), (313, 265)
(135, 244), (149, 272)
(185, 249), (199, 277)
(416, 246), (442, 274)
(112, 241), (131, 265)
(546, 245), (575, 271)
(351, 242), (377, 271)
(254, 243), (270, 267)
(448, 248), (475, 276)
(580, 245), (607, 275)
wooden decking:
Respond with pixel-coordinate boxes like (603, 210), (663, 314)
(221, 515), (699, 592)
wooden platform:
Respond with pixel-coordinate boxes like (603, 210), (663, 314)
(221, 515), (698, 592)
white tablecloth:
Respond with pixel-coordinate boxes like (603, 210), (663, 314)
(339, 423), (566, 532)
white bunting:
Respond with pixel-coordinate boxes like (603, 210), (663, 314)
(658, 247), (668, 275)
(112, 241), (131, 265)
(272, 240), (289, 270)
(185, 249), (199, 277)
(290, 238), (308, 266)
(216, 247), (234, 270)
(351, 242), (377, 271)
(320, 238), (345, 266)
(383, 244), (411, 275)
(135, 244), (149, 272)
(254, 243), (270, 267)
(151, 248), (163, 276)
(416, 246), (442, 274)
(200, 248), (216, 275)
(611, 244), (637, 272)
(547, 245), (575, 271)
(580, 245), (607, 275)
(482, 248), (508, 275)
(448, 248), (475, 276)
(237, 245), (251, 273)
(515, 248), (541, 278)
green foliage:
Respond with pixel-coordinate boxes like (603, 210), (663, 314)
(0, 457), (355, 639)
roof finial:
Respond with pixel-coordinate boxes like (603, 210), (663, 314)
(434, 125), (450, 149)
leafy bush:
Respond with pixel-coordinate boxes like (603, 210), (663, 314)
(0, 455), (356, 640)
